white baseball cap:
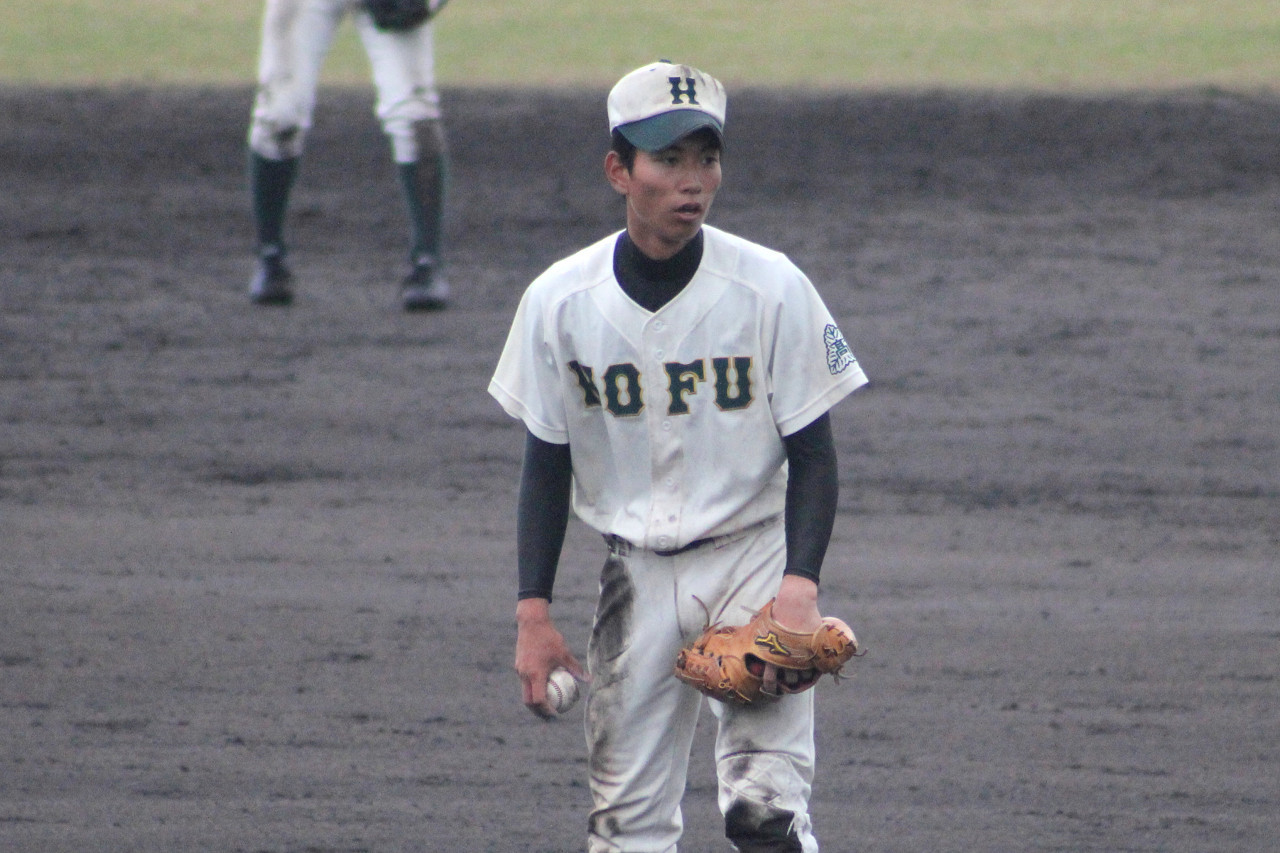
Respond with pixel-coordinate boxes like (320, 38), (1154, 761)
(607, 61), (727, 151)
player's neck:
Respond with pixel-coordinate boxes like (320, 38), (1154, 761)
(614, 231), (703, 314)
(626, 228), (700, 261)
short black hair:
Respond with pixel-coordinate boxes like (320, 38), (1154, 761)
(610, 129), (638, 171)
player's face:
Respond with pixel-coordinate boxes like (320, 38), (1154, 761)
(606, 131), (722, 260)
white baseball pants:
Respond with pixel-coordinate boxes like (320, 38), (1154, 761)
(248, 0), (441, 162)
(585, 518), (819, 852)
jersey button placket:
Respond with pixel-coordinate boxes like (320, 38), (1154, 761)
(646, 320), (679, 546)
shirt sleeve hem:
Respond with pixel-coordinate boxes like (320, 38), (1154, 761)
(487, 380), (570, 444)
(775, 370), (868, 437)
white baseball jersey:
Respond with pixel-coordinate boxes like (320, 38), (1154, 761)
(489, 225), (867, 551)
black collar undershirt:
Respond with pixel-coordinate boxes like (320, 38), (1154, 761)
(612, 230), (704, 313)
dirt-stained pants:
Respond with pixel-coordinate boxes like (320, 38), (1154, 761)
(585, 519), (819, 853)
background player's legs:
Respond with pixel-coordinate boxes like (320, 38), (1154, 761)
(246, 0), (343, 304)
(354, 13), (449, 310)
(247, 153), (298, 304)
(396, 119), (449, 310)
(586, 549), (703, 852)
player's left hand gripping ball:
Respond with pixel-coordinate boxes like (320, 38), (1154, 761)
(674, 598), (863, 704)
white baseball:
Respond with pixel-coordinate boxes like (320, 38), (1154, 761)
(546, 666), (580, 715)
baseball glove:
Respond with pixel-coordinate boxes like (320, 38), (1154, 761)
(362, 0), (435, 31)
(674, 598), (861, 705)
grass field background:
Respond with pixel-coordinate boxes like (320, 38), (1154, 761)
(1, 0), (1277, 91)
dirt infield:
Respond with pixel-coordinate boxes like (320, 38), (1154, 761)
(2, 85), (1279, 852)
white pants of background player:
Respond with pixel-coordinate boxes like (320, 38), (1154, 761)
(248, 0), (441, 163)
(586, 518), (819, 853)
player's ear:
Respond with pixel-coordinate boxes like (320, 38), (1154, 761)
(604, 150), (630, 195)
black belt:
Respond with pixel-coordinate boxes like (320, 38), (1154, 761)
(603, 517), (777, 559)
(655, 537), (714, 557)
(604, 534), (714, 558)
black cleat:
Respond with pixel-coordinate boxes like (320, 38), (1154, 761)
(249, 251), (294, 306)
(400, 257), (449, 312)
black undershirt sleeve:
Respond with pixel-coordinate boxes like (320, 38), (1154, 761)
(782, 412), (839, 585)
(516, 429), (573, 601)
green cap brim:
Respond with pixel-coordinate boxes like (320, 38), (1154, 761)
(616, 110), (724, 152)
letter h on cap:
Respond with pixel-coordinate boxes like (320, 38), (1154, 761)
(668, 76), (699, 105)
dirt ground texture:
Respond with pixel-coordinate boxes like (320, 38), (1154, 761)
(2, 84), (1279, 852)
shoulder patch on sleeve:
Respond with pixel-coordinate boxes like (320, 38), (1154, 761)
(824, 324), (856, 375)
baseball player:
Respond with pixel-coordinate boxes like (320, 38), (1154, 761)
(488, 62), (868, 852)
(246, 0), (450, 310)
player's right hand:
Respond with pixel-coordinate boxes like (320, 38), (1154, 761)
(515, 598), (587, 718)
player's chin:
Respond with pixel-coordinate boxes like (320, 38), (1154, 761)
(665, 216), (706, 243)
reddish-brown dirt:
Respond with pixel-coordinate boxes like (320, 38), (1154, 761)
(2, 85), (1278, 851)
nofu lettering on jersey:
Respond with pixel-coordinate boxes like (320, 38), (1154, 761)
(568, 357), (754, 417)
